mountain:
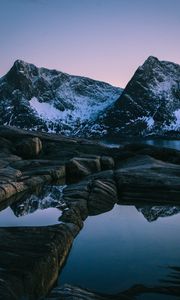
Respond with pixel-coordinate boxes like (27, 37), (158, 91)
(97, 56), (180, 137)
(137, 205), (180, 222)
(0, 60), (122, 135)
(0, 57), (179, 137)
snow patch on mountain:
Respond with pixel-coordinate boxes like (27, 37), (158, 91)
(30, 97), (62, 120)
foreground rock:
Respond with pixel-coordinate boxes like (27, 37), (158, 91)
(0, 223), (79, 300)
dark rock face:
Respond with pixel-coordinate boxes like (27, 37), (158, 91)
(99, 56), (180, 137)
(0, 60), (122, 135)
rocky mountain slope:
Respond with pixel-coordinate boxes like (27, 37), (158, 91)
(0, 56), (179, 137)
(97, 56), (180, 137)
(0, 60), (122, 135)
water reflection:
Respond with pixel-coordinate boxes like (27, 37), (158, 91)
(0, 184), (66, 226)
(59, 204), (180, 297)
(11, 185), (66, 217)
(136, 205), (180, 222)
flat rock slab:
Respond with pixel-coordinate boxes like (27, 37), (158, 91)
(0, 223), (79, 300)
(116, 155), (180, 202)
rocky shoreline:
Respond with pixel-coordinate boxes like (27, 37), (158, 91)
(0, 125), (180, 299)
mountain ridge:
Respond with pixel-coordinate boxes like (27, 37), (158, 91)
(0, 56), (179, 137)
(0, 59), (122, 134)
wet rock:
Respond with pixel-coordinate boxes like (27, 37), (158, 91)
(0, 224), (75, 300)
(15, 137), (42, 158)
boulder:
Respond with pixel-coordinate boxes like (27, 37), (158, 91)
(88, 178), (118, 215)
(66, 156), (101, 183)
(15, 137), (42, 158)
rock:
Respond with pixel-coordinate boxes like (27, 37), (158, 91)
(59, 207), (84, 229)
(0, 181), (28, 203)
(0, 224), (75, 300)
(88, 178), (118, 215)
(15, 137), (42, 158)
(100, 156), (114, 170)
(66, 156), (101, 183)
(115, 155), (180, 202)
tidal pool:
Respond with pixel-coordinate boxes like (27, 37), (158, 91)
(59, 204), (180, 299)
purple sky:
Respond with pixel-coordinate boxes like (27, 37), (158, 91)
(0, 0), (180, 87)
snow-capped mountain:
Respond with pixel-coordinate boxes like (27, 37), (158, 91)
(0, 60), (122, 135)
(96, 56), (180, 137)
(0, 56), (179, 137)
(137, 205), (180, 222)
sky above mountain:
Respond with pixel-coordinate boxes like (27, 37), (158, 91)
(0, 0), (180, 87)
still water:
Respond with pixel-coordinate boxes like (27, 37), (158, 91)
(99, 138), (180, 150)
(59, 204), (180, 299)
(0, 185), (65, 226)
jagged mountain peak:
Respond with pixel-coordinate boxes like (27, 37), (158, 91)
(143, 55), (159, 65)
(0, 60), (122, 134)
(97, 56), (180, 137)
